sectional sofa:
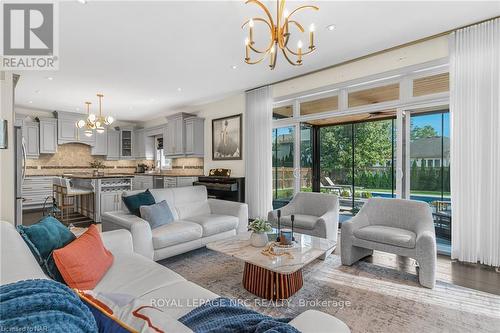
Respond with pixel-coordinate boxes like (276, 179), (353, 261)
(102, 186), (249, 261)
(0, 221), (351, 332)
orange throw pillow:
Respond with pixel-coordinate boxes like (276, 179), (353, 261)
(53, 224), (113, 290)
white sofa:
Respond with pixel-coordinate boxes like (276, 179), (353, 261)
(102, 186), (249, 261)
(0, 221), (350, 333)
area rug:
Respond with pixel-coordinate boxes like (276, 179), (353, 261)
(159, 248), (500, 333)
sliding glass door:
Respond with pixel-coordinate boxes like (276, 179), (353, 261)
(409, 110), (451, 253)
(272, 126), (296, 209)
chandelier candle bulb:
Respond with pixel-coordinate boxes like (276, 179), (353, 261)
(309, 24), (315, 49)
(245, 38), (250, 60)
(249, 19), (254, 44)
(297, 40), (303, 63)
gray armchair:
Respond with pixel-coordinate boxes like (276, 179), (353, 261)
(268, 192), (339, 259)
(341, 198), (436, 288)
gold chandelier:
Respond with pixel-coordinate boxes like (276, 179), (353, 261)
(242, 0), (319, 69)
(76, 93), (114, 137)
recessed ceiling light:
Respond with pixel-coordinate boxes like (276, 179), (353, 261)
(28, 101), (33, 104)
(177, 88), (182, 92)
(77, 0), (87, 4)
(326, 24), (336, 31)
(231, 65), (238, 70)
(46, 76), (53, 80)
(150, 98), (156, 102)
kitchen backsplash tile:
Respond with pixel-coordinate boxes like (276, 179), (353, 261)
(26, 143), (204, 176)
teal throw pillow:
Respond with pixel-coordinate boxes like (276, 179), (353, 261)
(122, 189), (156, 217)
(17, 215), (76, 282)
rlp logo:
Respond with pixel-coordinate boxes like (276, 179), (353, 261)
(3, 3), (53, 56)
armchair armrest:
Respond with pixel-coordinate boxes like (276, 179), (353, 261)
(317, 201), (340, 242)
(100, 229), (134, 255)
(207, 199), (249, 234)
(102, 211), (154, 260)
(267, 200), (297, 223)
(340, 213), (370, 236)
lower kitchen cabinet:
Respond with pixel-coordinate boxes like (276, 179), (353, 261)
(22, 176), (54, 210)
(100, 192), (122, 214)
(132, 176), (153, 191)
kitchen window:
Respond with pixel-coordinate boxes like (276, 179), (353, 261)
(155, 136), (171, 170)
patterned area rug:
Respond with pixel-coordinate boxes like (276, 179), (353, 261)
(159, 248), (500, 333)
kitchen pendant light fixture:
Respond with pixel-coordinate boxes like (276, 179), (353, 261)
(76, 93), (114, 136)
(242, 0), (319, 69)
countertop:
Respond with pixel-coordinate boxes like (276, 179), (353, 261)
(133, 173), (203, 177)
(62, 174), (135, 179)
(26, 173), (203, 178)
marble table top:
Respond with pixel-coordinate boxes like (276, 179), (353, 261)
(206, 232), (336, 274)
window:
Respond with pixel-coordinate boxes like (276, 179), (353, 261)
(413, 72), (449, 97)
(300, 95), (338, 116)
(273, 105), (293, 120)
(435, 159), (441, 167)
(348, 83), (399, 108)
(428, 160), (433, 167)
(155, 136), (171, 170)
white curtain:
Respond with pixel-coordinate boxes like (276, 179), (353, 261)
(450, 18), (500, 266)
(245, 86), (273, 219)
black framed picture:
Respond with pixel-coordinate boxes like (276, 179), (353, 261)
(212, 114), (242, 160)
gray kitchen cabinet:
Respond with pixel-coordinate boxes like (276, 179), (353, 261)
(145, 136), (155, 160)
(100, 192), (120, 214)
(39, 118), (57, 154)
(22, 120), (39, 158)
(133, 175), (153, 190)
(134, 129), (145, 159)
(54, 111), (96, 146)
(184, 117), (204, 157)
(164, 113), (204, 157)
(22, 176), (54, 210)
(91, 129), (108, 156)
(164, 176), (197, 188)
(120, 128), (134, 159)
(106, 129), (120, 160)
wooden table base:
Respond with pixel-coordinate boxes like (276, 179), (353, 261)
(242, 262), (303, 300)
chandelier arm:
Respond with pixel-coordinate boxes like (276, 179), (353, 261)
(286, 20), (305, 33)
(284, 44), (315, 56)
(245, 0), (275, 28)
(287, 5), (319, 20)
(241, 17), (271, 30)
(281, 48), (301, 66)
(245, 50), (272, 65)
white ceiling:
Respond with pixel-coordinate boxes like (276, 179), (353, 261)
(14, 1), (500, 121)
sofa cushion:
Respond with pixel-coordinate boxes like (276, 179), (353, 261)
(93, 252), (185, 297)
(140, 200), (175, 229)
(185, 214), (238, 237)
(171, 186), (211, 220)
(152, 221), (203, 249)
(122, 189), (156, 217)
(139, 281), (219, 319)
(354, 225), (416, 249)
(281, 214), (319, 230)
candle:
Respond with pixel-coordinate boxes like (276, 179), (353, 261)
(297, 40), (303, 63)
(249, 19), (254, 44)
(245, 38), (250, 60)
(309, 24), (315, 49)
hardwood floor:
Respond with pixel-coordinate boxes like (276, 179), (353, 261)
(333, 237), (500, 295)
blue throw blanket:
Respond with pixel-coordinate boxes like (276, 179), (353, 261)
(0, 279), (97, 333)
(179, 297), (300, 333)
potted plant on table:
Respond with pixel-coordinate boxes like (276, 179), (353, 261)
(248, 218), (272, 247)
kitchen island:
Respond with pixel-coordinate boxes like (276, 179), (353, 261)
(64, 174), (133, 223)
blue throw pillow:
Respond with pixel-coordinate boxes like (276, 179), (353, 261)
(17, 216), (76, 282)
(139, 200), (175, 229)
(122, 189), (156, 217)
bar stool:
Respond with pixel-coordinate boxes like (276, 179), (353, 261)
(53, 177), (94, 225)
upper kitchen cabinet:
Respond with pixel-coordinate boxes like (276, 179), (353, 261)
(184, 116), (204, 157)
(120, 128), (134, 159)
(39, 117), (57, 154)
(91, 129), (108, 156)
(54, 111), (96, 146)
(106, 129), (120, 160)
(22, 119), (39, 159)
(134, 129), (155, 160)
(164, 113), (204, 157)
